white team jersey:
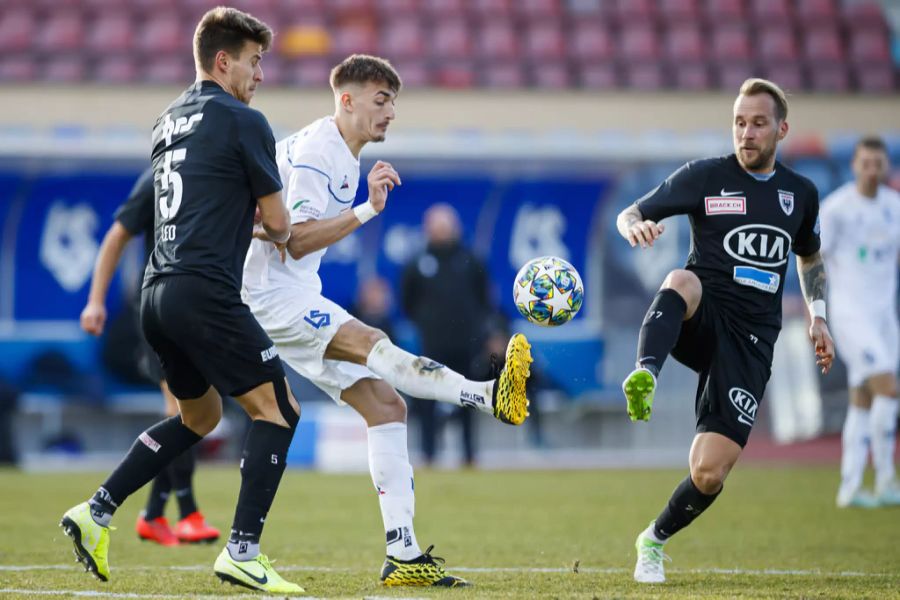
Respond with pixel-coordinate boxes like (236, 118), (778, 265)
(819, 182), (900, 320)
(243, 116), (360, 295)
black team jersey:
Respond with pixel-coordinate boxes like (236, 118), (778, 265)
(114, 168), (155, 261)
(635, 154), (821, 335)
(144, 80), (282, 292)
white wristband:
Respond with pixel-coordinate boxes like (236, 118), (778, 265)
(353, 200), (379, 224)
(809, 299), (826, 322)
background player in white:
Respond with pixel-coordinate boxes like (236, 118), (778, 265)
(244, 54), (533, 587)
(820, 136), (900, 508)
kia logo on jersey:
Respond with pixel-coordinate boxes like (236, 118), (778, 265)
(723, 224), (792, 267)
(729, 387), (758, 427)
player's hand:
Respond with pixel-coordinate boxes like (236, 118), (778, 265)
(626, 220), (665, 249)
(253, 226), (288, 262)
(80, 302), (107, 336)
(367, 160), (401, 213)
(809, 317), (835, 375)
(274, 241), (287, 263)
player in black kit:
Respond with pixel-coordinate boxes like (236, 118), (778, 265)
(60, 8), (303, 594)
(616, 79), (835, 584)
(80, 168), (220, 546)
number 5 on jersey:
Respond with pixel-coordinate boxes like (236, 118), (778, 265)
(158, 148), (186, 241)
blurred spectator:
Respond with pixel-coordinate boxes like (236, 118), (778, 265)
(351, 276), (396, 340)
(401, 203), (495, 466)
(0, 376), (19, 465)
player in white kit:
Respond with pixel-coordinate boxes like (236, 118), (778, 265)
(242, 55), (533, 587)
(820, 136), (900, 508)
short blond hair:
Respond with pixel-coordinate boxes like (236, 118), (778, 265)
(738, 78), (789, 122)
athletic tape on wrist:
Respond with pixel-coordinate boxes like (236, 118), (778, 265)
(809, 299), (826, 321)
(353, 200), (379, 224)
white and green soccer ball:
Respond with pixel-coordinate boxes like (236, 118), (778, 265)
(513, 256), (584, 327)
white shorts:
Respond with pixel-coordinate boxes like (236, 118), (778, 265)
(243, 288), (378, 404)
(830, 311), (899, 388)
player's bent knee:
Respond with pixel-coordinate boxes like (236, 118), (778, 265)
(181, 409), (221, 437)
(379, 389), (407, 423)
(690, 465), (726, 495)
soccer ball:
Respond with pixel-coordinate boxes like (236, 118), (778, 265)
(513, 256), (584, 327)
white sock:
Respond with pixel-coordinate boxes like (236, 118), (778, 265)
(368, 422), (421, 560)
(870, 395), (898, 493)
(839, 404), (871, 499)
(644, 523), (667, 545)
(366, 338), (494, 414)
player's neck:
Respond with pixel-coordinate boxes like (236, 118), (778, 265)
(197, 73), (241, 103)
(333, 113), (366, 158)
(855, 181), (878, 199)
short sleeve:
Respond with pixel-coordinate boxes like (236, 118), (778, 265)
(114, 168), (155, 236)
(792, 182), (821, 257)
(236, 108), (283, 199)
(281, 153), (333, 224)
(635, 160), (708, 222)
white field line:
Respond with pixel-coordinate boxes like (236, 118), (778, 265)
(0, 564), (895, 577)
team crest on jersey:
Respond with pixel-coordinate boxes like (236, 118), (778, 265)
(340, 174), (349, 189)
(777, 190), (794, 216)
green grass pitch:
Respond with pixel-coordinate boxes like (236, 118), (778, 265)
(2, 465), (899, 598)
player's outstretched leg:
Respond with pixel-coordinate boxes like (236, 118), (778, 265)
(214, 379), (303, 594)
(365, 333), (533, 426)
(837, 404), (878, 508)
(60, 412), (206, 581)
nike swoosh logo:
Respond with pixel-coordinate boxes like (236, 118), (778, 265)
(720, 189), (744, 196)
(233, 564), (268, 585)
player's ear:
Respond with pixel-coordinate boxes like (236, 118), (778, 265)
(340, 91), (354, 113)
(214, 50), (230, 74)
(777, 119), (789, 142)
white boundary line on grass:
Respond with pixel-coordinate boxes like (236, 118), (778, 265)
(0, 564), (894, 577)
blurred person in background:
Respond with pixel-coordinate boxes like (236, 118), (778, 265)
(616, 79), (833, 584)
(61, 8), (304, 593)
(401, 203), (501, 467)
(351, 276), (396, 340)
(243, 54), (532, 587)
(80, 168), (220, 547)
(820, 136), (900, 508)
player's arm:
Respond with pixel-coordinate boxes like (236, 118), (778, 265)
(284, 160), (400, 260)
(81, 221), (134, 336)
(256, 191), (291, 244)
(616, 204), (664, 249)
(796, 251), (834, 374)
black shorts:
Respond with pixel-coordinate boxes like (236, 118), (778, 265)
(140, 275), (284, 400)
(670, 295), (775, 448)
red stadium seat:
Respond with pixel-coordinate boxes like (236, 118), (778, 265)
(471, 0), (513, 19)
(704, 0), (745, 21)
(435, 62), (476, 88)
(750, 0), (793, 20)
(568, 20), (614, 62)
(566, 0), (614, 19)
(515, 0), (562, 19)
(94, 57), (140, 84)
(376, 0), (421, 13)
(136, 16), (188, 55)
(795, 0), (837, 23)
(531, 61), (571, 89)
(712, 62), (754, 91)
(619, 24), (660, 62)
(664, 23), (705, 62)
(0, 9), (35, 53)
(379, 18), (426, 60)
(86, 13), (135, 54)
(258, 57), (285, 85)
(36, 12), (85, 53)
(482, 62), (526, 88)
(524, 22), (566, 61)
(430, 19), (473, 59)
(840, 0), (887, 27)
(577, 63), (618, 89)
(43, 58), (87, 83)
(757, 26), (799, 61)
(623, 63), (665, 91)
(615, 0), (658, 22)
(277, 0), (326, 14)
(477, 22), (519, 61)
(143, 56), (194, 85)
(330, 22), (378, 57)
(808, 64), (850, 92)
(672, 63), (711, 90)
(658, 0), (701, 22)
(763, 64), (805, 92)
(802, 25), (844, 62)
(848, 30), (891, 64)
(710, 24), (751, 61)
(855, 64), (896, 93)
(287, 59), (331, 86)
(420, 0), (466, 19)
(0, 57), (37, 82)
(328, 0), (376, 17)
(389, 61), (430, 86)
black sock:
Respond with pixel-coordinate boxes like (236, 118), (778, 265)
(653, 475), (721, 541)
(228, 420), (295, 551)
(169, 447), (198, 519)
(91, 416), (203, 523)
(143, 471), (171, 521)
(636, 289), (688, 377)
